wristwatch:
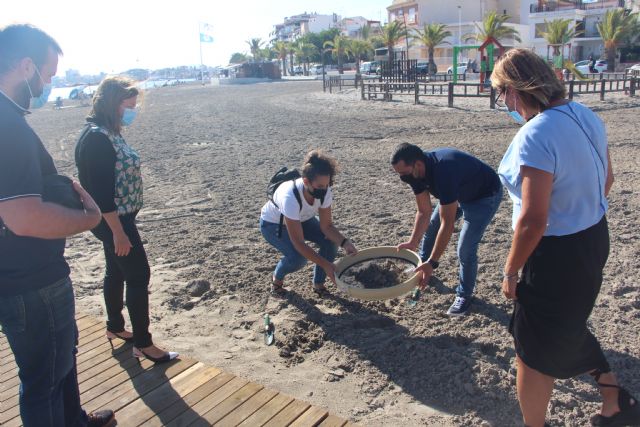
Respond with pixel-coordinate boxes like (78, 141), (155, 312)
(427, 258), (439, 269)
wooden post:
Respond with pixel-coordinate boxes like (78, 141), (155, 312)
(448, 82), (454, 107)
(414, 81), (419, 104)
(630, 77), (636, 97)
(568, 80), (574, 100)
(329, 77), (333, 94)
(600, 79), (606, 101)
(361, 80), (365, 100)
(489, 85), (496, 109)
(384, 82), (389, 101)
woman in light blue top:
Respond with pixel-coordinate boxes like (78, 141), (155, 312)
(492, 49), (638, 427)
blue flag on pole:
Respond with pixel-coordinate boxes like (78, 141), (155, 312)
(199, 22), (214, 43)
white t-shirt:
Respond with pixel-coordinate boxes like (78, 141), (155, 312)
(260, 178), (333, 223)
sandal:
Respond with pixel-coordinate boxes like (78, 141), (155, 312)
(312, 284), (330, 297)
(590, 371), (640, 426)
(271, 278), (286, 295)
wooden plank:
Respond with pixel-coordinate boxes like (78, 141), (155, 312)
(80, 357), (154, 405)
(318, 414), (348, 427)
(192, 382), (263, 426)
(0, 397), (21, 425)
(114, 363), (217, 426)
(290, 406), (330, 427)
(78, 352), (146, 394)
(165, 376), (247, 427)
(84, 358), (197, 415)
(142, 372), (235, 427)
(262, 399), (311, 427)
(213, 388), (278, 427)
(237, 393), (295, 427)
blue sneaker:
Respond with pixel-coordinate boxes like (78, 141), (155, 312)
(447, 296), (472, 316)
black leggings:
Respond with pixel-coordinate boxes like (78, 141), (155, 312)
(93, 212), (152, 348)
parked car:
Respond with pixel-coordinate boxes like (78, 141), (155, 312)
(309, 64), (324, 75)
(291, 65), (304, 76)
(359, 61), (379, 75)
(628, 63), (640, 73)
(416, 60), (430, 75)
(447, 64), (467, 74)
(574, 59), (607, 74)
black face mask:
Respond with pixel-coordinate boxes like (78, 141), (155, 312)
(308, 187), (328, 200)
(400, 174), (417, 185)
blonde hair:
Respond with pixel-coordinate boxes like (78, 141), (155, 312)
(491, 48), (566, 111)
(89, 76), (139, 135)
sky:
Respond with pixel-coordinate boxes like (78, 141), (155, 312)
(3, 0), (391, 76)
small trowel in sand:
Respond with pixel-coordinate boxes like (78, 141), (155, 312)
(263, 314), (275, 346)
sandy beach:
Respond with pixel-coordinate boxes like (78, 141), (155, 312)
(28, 81), (639, 426)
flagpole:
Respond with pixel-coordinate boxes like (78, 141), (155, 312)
(199, 23), (205, 85)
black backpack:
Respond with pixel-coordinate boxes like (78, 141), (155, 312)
(267, 167), (302, 237)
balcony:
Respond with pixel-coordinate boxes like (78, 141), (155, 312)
(530, 0), (624, 13)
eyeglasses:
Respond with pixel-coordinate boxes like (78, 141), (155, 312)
(494, 87), (507, 109)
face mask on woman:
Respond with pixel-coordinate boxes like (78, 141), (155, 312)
(308, 186), (328, 200)
(121, 108), (137, 126)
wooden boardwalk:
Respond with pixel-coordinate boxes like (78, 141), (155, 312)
(0, 313), (355, 427)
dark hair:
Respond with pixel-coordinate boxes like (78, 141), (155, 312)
(391, 143), (424, 165)
(301, 150), (338, 186)
(0, 24), (62, 74)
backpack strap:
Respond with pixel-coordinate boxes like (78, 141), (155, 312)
(277, 181), (304, 238)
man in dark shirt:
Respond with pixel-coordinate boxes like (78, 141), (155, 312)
(392, 143), (502, 316)
(0, 24), (114, 427)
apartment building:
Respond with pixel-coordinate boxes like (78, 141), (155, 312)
(273, 13), (340, 43)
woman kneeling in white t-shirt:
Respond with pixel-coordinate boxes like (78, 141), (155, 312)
(260, 151), (358, 296)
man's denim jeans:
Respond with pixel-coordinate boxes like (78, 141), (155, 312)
(0, 277), (88, 426)
(420, 190), (502, 298)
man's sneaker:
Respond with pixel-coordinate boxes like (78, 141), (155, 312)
(447, 296), (472, 316)
(87, 409), (116, 427)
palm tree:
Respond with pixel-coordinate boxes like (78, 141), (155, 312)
(597, 9), (639, 71)
(412, 23), (452, 75)
(274, 41), (289, 76)
(466, 11), (521, 44)
(246, 38), (265, 62)
(379, 20), (407, 69)
(323, 35), (349, 74)
(294, 42), (318, 75)
(541, 18), (582, 70)
(349, 39), (373, 73)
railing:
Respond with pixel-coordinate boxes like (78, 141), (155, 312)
(325, 75), (363, 93)
(360, 81), (498, 107)
(530, 0), (624, 13)
(566, 77), (638, 100)
(359, 77), (637, 107)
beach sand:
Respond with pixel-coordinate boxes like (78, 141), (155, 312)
(28, 81), (640, 426)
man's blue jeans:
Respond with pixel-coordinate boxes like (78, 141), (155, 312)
(260, 217), (338, 285)
(0, 277), (88, 427)
(419, 190), (502, 298)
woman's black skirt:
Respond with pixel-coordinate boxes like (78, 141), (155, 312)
(510, 216), (611, 379)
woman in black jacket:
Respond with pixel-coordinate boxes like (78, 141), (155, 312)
(75, 76), (177, 363)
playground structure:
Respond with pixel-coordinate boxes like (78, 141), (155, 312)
(452, 37), (504, 90)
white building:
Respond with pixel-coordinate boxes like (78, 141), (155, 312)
(273, 13), (340, 43)
(387, 0), (531, 68)
(526, 0), (628, 62)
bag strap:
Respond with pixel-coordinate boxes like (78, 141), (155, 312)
(277, 180), (304, 238)
(545, 105), (606, 172)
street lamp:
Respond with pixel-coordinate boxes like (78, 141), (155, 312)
(458, 5), (462, 63)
